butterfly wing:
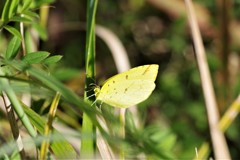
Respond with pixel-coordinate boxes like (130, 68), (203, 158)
(96, 65), (159, 108)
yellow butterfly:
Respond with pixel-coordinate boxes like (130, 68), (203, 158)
(94, 64), (159, 108)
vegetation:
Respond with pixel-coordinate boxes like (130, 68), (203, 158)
(0, 0), (239, 159)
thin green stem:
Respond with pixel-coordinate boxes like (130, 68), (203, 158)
(40, 92), (61, 160)
(0, 68), (37, 137)
(81, 0), (98, 158)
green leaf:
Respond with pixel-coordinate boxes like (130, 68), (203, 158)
(32, 23), (48, 40)
(1, 0), (19, 21)
(52, 68), (79, 81)
(25, 29), (36, 54)
(43, 55), (63, 65)
(31, 0), (55, 8)
(8, 0), (19, 18)
(5, 36), (21, 60)
(0, 20), (3, 27)
(22, 10), (39, 19)
(0, 68), (37, 138)
(6, 60), (97, 119)
(10, 16), (32, 23)
(4, 25), (21, 39)
(22, 103), (78, 159)
(81, 0), (98, 157)
(1, 0), (11, 21)
(22, 51), (50, 64)
(21, 0), (33, 12)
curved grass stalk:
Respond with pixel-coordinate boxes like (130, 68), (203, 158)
(184, 0), (230, 158)
(40, 92), (61, 159)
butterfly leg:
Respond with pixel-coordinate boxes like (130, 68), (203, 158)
(91, 99), (98, 106)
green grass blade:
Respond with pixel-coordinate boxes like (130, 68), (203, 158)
(5, 36), (21, 60)
(21, 0), (33, 12)
(42, 55), (62, 65)
(4, 25), (22, 39)
(40, 92), (61, 159)
(0, 68), (37, 138)
(22, 103), (77, 159)
(6, 60), (99, 122)
(81, 0), (98, 158)
(8, 0), (19, 19)
(1, 0), (11, 21)
(22, 51), (50, 64)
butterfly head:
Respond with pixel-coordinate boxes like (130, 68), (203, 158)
(94, 86), (101, 98)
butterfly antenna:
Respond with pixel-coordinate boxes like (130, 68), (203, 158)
(89, 83), (97, 87)
(85, 88), (94, 93)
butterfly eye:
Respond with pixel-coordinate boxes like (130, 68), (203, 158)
(94, 87), (100, 97)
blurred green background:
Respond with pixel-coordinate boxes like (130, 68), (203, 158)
(35, 0), (240, 158)
(42, 0), (240, 158)
(0, 0), (240, 158)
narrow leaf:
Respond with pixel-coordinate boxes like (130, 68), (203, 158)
(40, 93), (61, 160)
(32, 0), (55, 8)
(43, 55), (62, 65)
(81, 0), (98, 157)
(4, 25), (21, 39)
(21, 0), (33, 12)
(5, 36), (21, 60)
(0, 68), (37, 138)
(52, 68), (79, 81)
(32, 23), (48, 40)
(8, 0), (19, 18)
(22, 51), (50, 64)
(1, 0), (11, 21)
(25, 29), (36, 54)
(22, 10), (39, 19)
(22, 10), (39, 18)
(22, 103), (77, 159)
(10, 16), (32, 23)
